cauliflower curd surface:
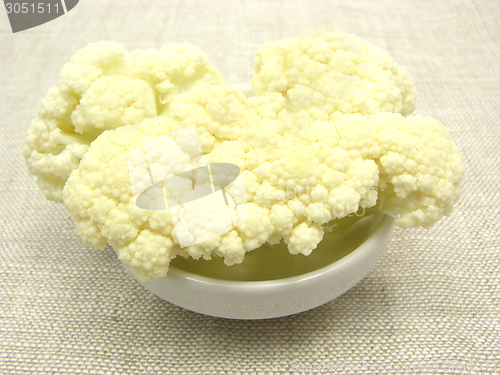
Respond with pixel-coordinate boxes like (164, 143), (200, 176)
(24, 32), (464, 280)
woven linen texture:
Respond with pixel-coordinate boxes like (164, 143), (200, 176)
(1, 0), (499, 374)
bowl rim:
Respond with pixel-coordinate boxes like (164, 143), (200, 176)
(160, 214), (394, 288)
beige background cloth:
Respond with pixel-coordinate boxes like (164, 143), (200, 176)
(1, 0), (499, 374)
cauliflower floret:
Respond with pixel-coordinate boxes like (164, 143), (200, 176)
(284, 222), (324, 256)
(24, 41), (222, 202)
(252, 31), (417, 119)
(373, 113), (464, 227)
(118, 229), (175, 281)
(129, 44), (223, 103)
(162, 83), (248, 152)
(71, 76), (157, 133)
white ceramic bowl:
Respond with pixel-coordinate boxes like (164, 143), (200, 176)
(122, 214), (394, 320)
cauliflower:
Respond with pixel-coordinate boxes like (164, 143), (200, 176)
(24, 32), (465, 281)
(252, 31), (417, 118)
(23, 41), (222, 201)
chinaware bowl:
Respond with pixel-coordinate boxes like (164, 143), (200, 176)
(121, 213), (395, 320)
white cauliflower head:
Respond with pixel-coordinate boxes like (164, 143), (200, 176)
(23, 33), (464, 281)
